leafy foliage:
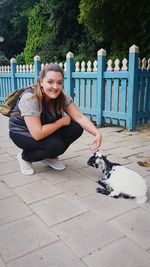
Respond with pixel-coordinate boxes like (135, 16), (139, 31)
(24, 2), (49, 63)
(0, 0), (150, 62)
(0, 55), (9, 66)
(24, 0), (98, 63)
(79, 0), (150, 58)
(0, 0), (39, 59)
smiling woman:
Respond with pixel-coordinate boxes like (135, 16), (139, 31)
(41, 71), (63, 98)
(9, 63), (102, 175)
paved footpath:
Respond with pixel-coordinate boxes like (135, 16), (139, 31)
(0, 114), (150, 267)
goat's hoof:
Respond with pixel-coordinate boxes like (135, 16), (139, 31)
(96, 188), (105, 194)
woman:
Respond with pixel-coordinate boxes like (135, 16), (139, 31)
(9, 64), (102, 175)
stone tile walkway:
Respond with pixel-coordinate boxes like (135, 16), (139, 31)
(0, 114), (150, 267)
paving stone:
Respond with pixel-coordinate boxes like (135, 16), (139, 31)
(7, 241), (86, 267)
(0, 181), (14, 199)
(131, 144), (150, 154)
(0, 160), (19, 175)
(69, 142), (90, 152)
(124, 162), (150, 177)
(144, 176), (150, 188)
(82, 194), (137, 221)
(13, 180), (62, 204)
(59, 148), (81, 159)
(104, 145), (141, 158)
(0, 215), (58, 262)
(83, 237), (150, 267)
(0, 139), (15, 149)
(1, 171), (42, 188)
(108, 208), (150, 250)
(0, 148), (4, 154)
(0, 196), (32, 226)
(142, 196), (150, 213)
(104, 154), (133, 165)
(61, 156), (88, 171)
(0, 153), (14, 163)
(1, 115), (150, 267)
(39, 168), (83, 184)
(77, 166), (100, 182)
(100, 143), (121, 152)
(30, 193), (88, 226)
(100, 126), (123, 134)
(58, 177), (97, 199)
(0, 135), (10, 144)
(0, 257), (6, 267)
(67, 133), (92, 147)
(0, 130), (7, 137)
(53, 211), (123, 258)
(6, 146), (19, 156)
(138, 150), (150, 158)
(128, 154), (150, 165)
(102, 135), (126, 145)
(31, 161), (51, 173)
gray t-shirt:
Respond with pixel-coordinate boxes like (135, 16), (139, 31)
(18, 92), (73, 117)
(9, 91), (73, 137)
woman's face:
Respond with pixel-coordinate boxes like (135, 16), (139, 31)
(40, 71), (63, 100)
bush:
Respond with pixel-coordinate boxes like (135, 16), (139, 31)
(0, 55), (9, 66)
(16, 52), (25, 65)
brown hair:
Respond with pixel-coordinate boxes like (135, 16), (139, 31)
(32, 64), (66, 114)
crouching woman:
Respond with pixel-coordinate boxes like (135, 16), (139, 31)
(9, 64), (102, 175)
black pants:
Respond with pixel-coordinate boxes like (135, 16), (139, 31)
(10, 122), (83, 162)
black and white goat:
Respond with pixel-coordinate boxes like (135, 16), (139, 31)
(87, 151), (148, 205)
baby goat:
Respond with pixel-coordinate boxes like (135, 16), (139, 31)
(87, 151), (148, 205)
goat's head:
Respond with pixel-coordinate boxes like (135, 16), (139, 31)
(87, 151), (121, 180)
(87, 151), (107, 172)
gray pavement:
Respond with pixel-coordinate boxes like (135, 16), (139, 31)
(0, 113), (150, 267)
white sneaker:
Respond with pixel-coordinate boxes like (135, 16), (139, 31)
(42, 158), (66, 171)
(17, 152), (34, 175)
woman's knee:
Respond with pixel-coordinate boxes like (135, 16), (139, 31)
(76, 122), (84, 137)
(71, 122), (83, 138)
(45, 138), (66, 157)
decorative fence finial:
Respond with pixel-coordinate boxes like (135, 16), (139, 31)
(97, 49), (106, 56)
(34, 55), (41, 61)
(129, 45), (139, 53)
(66, 52), (74, 58)
(10, 58), (16, 63)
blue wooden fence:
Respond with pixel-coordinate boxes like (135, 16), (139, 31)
(0, 45), (150, 130)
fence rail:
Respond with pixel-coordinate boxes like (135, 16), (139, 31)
(0, 45), (150, 130)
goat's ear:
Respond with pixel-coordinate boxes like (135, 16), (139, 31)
(102, 155), (107, 161)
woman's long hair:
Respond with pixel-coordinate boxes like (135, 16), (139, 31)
(32, 64), (66, 114)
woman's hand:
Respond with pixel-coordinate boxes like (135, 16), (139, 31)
(24, 115), (71, 141)
(60, 115), (71, 126)
(65, 102), (103, 151)
(91, 132), (102, 151)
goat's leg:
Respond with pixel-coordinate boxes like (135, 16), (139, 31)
(97, 187), (122, 198)
(96, 187), (111, 195)
(110, 190), (135, 199)
(96, 187), (129, 199)
(110, 190), (121, 199)
(97, 180), (113, 192)
(97, 180), (108, 189)
(120, 193), (135, 199)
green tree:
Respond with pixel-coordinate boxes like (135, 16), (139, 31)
(24, 0), (99, 63)
(0, 0), (39, 59)
(79, 0), (150, 58)
(24, 2), (49, 63)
